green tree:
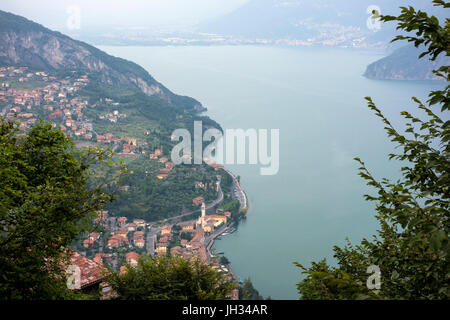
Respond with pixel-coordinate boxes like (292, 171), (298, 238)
(295, 1), (449, 300)
(219, 256), (230, 265)
(240, 278), (263, 300)
(0, 120), (114, 299)
(105, 255), (235, 300)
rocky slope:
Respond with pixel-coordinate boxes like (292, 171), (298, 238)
(364, 45), (449, 81)
(0, 10), (203, 112)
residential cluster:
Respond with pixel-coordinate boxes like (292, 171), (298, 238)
(1, 66), (242, 299)
(0, 66), (94, 137)
(153, 200), (232, 271)
(148, 147), (175, 179)
(0, 67), (150, 159)
(77, 195), (234, 278)
(98, 109), (127, 123)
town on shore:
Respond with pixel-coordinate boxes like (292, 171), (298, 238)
(1, 65), (248, 298)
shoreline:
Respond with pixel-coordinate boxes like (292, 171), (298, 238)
(223, 167), (248, 212)
(207, 167), (248, 283)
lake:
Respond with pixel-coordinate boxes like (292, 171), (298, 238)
(99, 45), (444, 299)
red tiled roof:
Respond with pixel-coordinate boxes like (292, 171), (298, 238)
(125, 252), (139, 262)
(68, 251), (107, 289)
(192, 196), (204, 206)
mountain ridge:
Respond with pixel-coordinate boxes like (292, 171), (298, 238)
(0, 9), (203, 112)
(199, 0), (442, 48)
(364, 45), (450, 81)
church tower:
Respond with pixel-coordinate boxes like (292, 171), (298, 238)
(196, 200), (207, 229)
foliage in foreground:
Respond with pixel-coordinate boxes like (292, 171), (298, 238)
(240, 278), (265, 300)
(0, 120), (114, 299)
(105, 255), (236, 300)
(295, 0), (449, 300)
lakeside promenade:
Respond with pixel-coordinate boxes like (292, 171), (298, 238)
(223, 167), (247, 212)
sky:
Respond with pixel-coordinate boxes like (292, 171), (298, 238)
(0, 0), (250, 31)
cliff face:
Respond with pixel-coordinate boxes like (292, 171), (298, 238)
(364, 45), (449, 81)
(0, 10), (203, 111)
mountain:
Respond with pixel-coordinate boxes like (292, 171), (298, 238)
(0, 9), (225, 221)
(0, 10), (203, 112)
(199, 0), (442, 48)
(364, 45), (450, 81)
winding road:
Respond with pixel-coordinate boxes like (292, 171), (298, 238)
(160, 175), (224, 224)
(223, 168), (247, 212)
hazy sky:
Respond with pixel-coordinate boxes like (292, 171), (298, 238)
(0, 0), (250, 31)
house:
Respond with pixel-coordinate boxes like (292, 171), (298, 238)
(93, 254), (103, 265)
(93, 253), (111, 266)
(159, 157), (168, 163)
(134, 239), (145, 248)
(156, 174), (168, 180)
(122, 144), (136, 153)
(165, 161), (175, 169)
(66, 250), (107, 294)
(155, 245), (167, 254)
(107, 238), (120, 248)
(116, 228), (129, 238)
(125, 252), (139, 267)
(127, 223), (137, 232)
(107, 234), (128, 248)
(192, 196), (204, 206)
(88, 232), (100, 241)
(117, 217), (127, 227)
(104, 133), (114, 140)
(133, 219), (146, 228)
(203, 223), (214, 233)
(205, 214), (227, 227)
(179, 221), (195, 231)
(133, 231), (144, 239)
(159, 236), (169, 245)
(224, 211), (232, 218)
(132, 230), (145, 247)
(161, 225), (171, 235)
(159, 168), (171, 174)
